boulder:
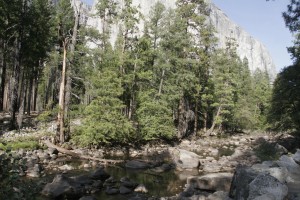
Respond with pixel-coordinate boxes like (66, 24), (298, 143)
(170, 148), (200, 169)
(79, 196), (97, 200)
(292, 149), (300, 165)
(90, 168), (110, 181)
(125, 160), (150, 169)
(248, 174), (288, 200)
(207, 191), (232, 200)
(151, 163), (173, 173)
(105, 187), (119, 195)
(187, 173), (233, 192)
(276, 155), (300, 175)
(41, 174), (85, 198)
(274, 143), (288, 156)
(252, 164), (289, 183)
(229, 166), (259, 199)
(58, 164), (75, 171)
(120, 177), (138, 188)
(134, 184), (148, 193)
(26, 163), (43, 178)
(119, 186), (132, 194)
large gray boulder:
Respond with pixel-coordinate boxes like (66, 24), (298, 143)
(292, 149), (300, 165)
(276, 155), (300, 175)
(187, 173), (233, 192)
(248, 174), (288, 200)
(229, 166), (260, 199)
(252, 163), (289, 183)
(170, 148), (200, 169)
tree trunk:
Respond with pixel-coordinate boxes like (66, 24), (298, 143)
(42, 140), (123, 164)
(0, 42), (6, 111)
(10, 38), (21, 129)
(158, 69), (165, 96)
(208, 105), (222, 134)
(57, 40), (68, 143)
(178, 97), (187, 139)
(63, 7), (80, 139)
(203, 112), (207, 132)
(193, 100), (198, 135)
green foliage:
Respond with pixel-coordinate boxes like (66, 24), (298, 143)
(73, 68), (134, 146)
(137, 90), (175, 141)
(268, 63), (300, 131)
(0, 136), (40, 151)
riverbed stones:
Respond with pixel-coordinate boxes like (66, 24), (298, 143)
(187, 173), (233, 192)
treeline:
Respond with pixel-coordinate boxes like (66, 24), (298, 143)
(0, 0), (273, 146)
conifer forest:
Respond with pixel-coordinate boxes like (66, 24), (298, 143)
(0, 0), (299, 146)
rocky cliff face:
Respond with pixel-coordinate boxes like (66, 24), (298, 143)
(82, 0), (277, 79)
(209, 3), (277, 79)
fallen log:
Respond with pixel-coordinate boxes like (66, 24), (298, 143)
(42, 140), (124, 164)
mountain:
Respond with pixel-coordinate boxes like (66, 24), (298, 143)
(80, 0), (277, 79)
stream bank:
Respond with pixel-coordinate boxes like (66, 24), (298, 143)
(1, 124), (300, 199)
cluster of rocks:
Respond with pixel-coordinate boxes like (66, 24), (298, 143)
(167, 149), (300, 200)
(41, 167), (151, 199)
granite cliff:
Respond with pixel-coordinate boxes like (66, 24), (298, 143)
(78, 0), (277, 79)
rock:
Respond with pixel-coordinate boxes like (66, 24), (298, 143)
(229, 166), (259, 199)
(170, 148), (200, 169)
(276, 155), (300, 175)
(202, 163), (222, 173)
(210, 148), (219, 157)
(119, 186), (132, 194)
(253, 194), (276, 200)
(105, 187), (119, 195)
(207, 191), (232, 200)
(125, 160), (150, 169)
(104, 176), (117, 186)
(275, 143), (288, 156)
(292, 149), (300, 165)
(48, 147), (59, 155)
(134, 184), (148, 193)
(90, 168), (110, 181)
(187, 173), (233, 192)
(79, 196), (97, 200)
(248, 174), (288, 200)
(26, 163), (42, 178)
(72, 175), (93, 186)
(41, 174), (85, 198)
(58, 164), (75, 171)
(120, 177), (138, 188)
(86, 0), (276, 79)
(252, 164), (289, 183)
(151, 163), (173, 173)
